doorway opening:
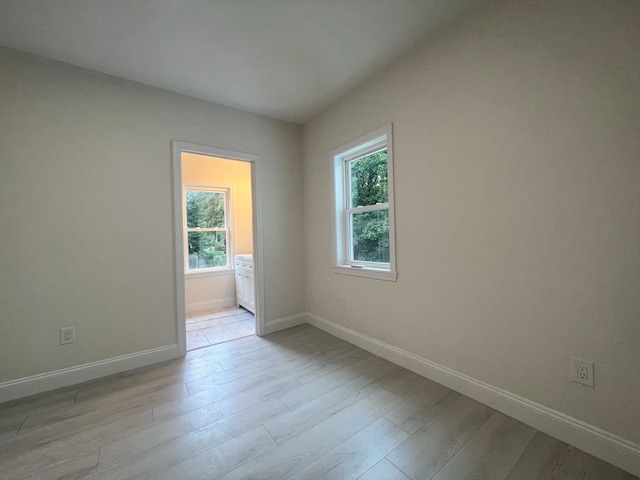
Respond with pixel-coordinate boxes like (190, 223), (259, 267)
(172, 142), (264, 356)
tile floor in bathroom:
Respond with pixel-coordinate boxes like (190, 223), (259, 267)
(186, 306), (255, 351)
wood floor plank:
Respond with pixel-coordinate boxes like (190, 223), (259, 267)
(0, 407), (152, 476)
(291, 343), (371, 384)
(509, 433), (639, 479)
(218, 331), (339, 372)
(278, 352), (386, 410)
(0, 415), (25, 441)
(288, 417), (409, 480)
(231, 325), (327, 356)
(153, 426), (276, 480)
(505, 431), (591, 480)
(583, 456), (639, 480)
(297, 339), (359, 368)
(219, 388), (403, 480)
(17, 381), (187, 438)
(183, 347), (313, 396)
(152, 373), (301, 424)
(184, 361), (289, 396)
(384, 379), (459, 434)
(358, 458), (411, 480)
(0, 388), (78, 421)
(98, 396), (288, 468)
(288, 334), (358, 364)
(129, 359), (225, 387)
(380, 369), (432, 399)
(149, 382), (228, 423)
(95, 399), (286, 480)
(387, 395), (493, 480)
(74, 364), (198, 403)
(212, 345), (321, 384)
(86, 399), (286, 480)
(120, 354), (222, 383)
(99, 404), (227, 468)
(6, 446), (100, 480)
(431, 412), (535, 480)
(208, 330), (361, 392)
(143, 352), (229, 384)
(265, 361), (402, 445)
(85, 422), (232, 479)
(1, 404), (153, 456)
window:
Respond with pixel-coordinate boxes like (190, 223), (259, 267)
(332, 124), (397, 281)
(183, 186), (231, 272)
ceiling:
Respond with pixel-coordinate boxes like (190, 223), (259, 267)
(0, 0), (482, 124)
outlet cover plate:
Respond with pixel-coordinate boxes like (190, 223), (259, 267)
(571, 357), (594, 387)
(338, 296), (347, 310)
(60, 327), (75, 345)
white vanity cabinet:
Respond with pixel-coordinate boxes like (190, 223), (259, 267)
(234, 254), (255, 313)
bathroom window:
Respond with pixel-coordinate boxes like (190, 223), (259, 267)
(183, 186), (231, 272)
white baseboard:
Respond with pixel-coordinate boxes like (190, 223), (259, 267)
(264, 313), (308, 335)
(0, 344), (179, 404)
(306, 313), (640, 477)
(186, 297), (236, 314)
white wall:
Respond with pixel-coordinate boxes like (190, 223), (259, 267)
(303, 0), (639, 448)
(182, 153), (253, 312)
(0, 46), (304, 385)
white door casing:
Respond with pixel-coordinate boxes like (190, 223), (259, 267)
(172, 141), (265, 356)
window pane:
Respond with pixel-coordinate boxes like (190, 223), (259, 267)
(350, 210), (389, 263)
(186, 190), (225, 228)
(349, 149), (388, 208)
(187, 231), (227, 269)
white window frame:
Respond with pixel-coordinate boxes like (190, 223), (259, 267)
(332, 124), (397, 281)
(183, 184), (233, 275)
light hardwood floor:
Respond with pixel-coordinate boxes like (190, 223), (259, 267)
(0, 325), (636, 480)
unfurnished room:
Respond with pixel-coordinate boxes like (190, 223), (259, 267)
(0, 1), (638, 479)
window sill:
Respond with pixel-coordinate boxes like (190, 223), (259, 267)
(185, 268), (234, 279)
(333, 265), (397, 282)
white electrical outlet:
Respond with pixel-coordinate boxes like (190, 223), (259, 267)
(338, 296), (347, 310)
(60, 327), (75, 345)
(571, 358), (594, 387)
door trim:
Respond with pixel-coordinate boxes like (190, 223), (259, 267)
(171, 141), (265, 357)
